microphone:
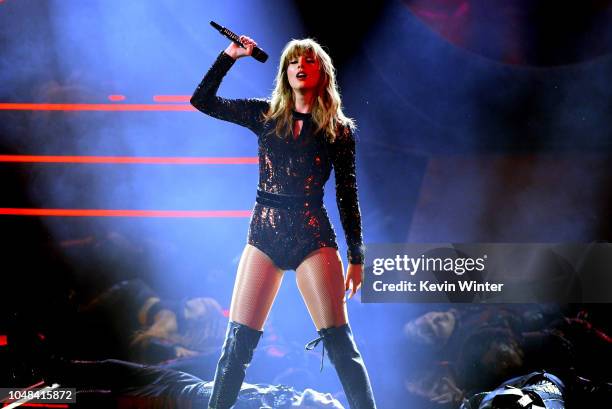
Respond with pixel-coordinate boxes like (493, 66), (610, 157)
(210, 21), (268, 63)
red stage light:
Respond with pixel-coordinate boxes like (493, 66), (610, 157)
(0, 103), (194, 111)
(8, 404), (70, 408)
(153, 95), (191, 102)
(0, 155), (258, 165)
(108, 95), (126, 102)
(0, 208), (252, 218)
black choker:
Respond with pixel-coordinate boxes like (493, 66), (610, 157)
(292, 110), (312, 120)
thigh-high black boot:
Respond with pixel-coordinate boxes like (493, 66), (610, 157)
(306, 323), (377, 409)
(208, 321), (263, 409)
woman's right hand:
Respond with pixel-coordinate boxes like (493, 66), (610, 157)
(224, 35), (257, 60)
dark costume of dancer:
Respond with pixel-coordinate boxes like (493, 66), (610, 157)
(190, 50), (375, 409)
(44, 359), (344, 409)
(461, 370), (612, 408)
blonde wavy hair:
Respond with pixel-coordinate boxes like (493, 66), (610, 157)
(264, 38), (354, 142)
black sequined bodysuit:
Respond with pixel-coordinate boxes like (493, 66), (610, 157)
(191, 51), (364, 270)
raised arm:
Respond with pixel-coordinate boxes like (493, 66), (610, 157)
(190, 36), (269, 135)
(329, 125), (365, 265)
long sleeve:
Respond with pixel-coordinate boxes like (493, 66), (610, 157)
(190, 51), (269, 135)
(329, 125), (365, 264)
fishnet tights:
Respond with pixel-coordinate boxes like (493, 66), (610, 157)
(229, 244), (348, 331)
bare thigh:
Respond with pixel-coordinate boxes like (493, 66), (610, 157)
(229, 244), (284, 331)
(295, 247), (348, 331)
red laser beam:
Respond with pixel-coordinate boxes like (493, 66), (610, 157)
(3, 404), (69, 408)
(0, 208), (252, 218)
(108, 95), (126, 101)
(0, 103), (194, 111)
(0, 155), (258, 165)
(153, 95), (191, 102)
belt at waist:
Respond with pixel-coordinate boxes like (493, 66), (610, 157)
(256, 189), (324, 210)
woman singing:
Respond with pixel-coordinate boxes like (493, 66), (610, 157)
(190, 35), (377, 409)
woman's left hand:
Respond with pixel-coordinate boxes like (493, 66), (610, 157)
(345, 263), (364, 299)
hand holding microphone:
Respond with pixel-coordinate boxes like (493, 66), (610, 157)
(225, 35), (257, 60)
(210, 21), (268, 63)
